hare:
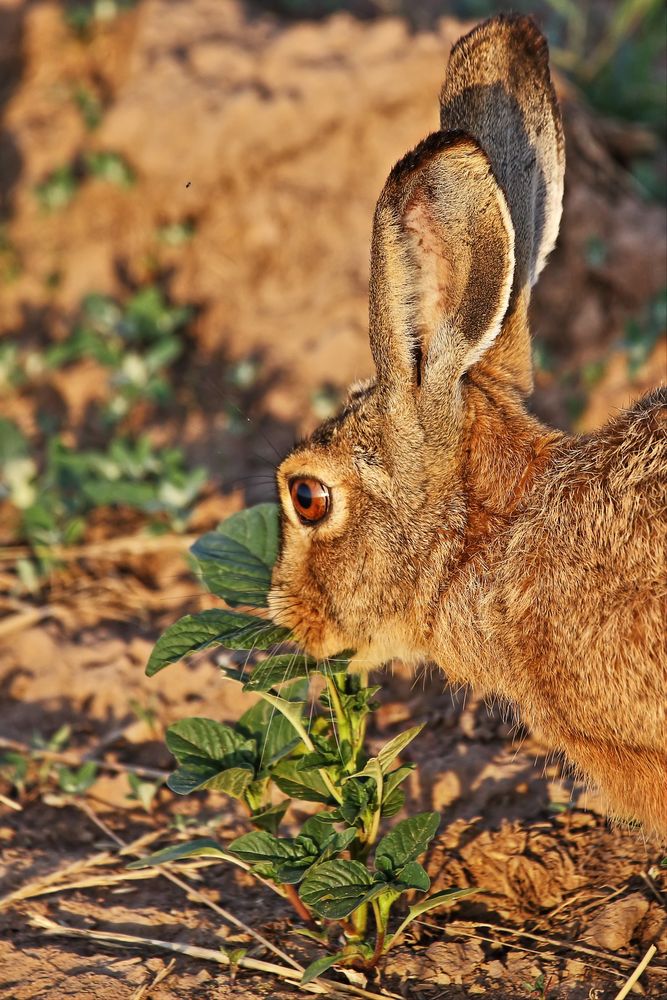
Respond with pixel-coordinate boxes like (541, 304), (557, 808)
(268, 15), (667, 836)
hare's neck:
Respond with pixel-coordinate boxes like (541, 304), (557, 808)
(428, 373), (565, 698)
(460, 370), (563, 518)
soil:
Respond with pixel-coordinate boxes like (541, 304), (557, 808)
(0, 2), (666, 999)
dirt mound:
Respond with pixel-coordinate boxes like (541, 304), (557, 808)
(3, 1), (665, 440)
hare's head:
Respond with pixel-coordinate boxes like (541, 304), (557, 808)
(269, 15), (564, 667)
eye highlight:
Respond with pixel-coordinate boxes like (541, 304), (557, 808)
(289, 478), (330, 524)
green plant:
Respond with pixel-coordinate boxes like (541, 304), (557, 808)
(73, 86), (104, 130)
(0, 419), (207, 579)
(85, 151), (135, 188)
(157, 220), (196, 247)
(34, 166), (79, 211)
(0, 724), (74, 798)
(64, 0), (137, 34)
(622, 288), (666, 373)
(132, 504), (475, 983)
(13, 288), (192, 419)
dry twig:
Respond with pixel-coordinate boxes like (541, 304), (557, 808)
(614, 945), (657, 1000)
(30, 913), (401, 999)
(131, 957), (177, 1000)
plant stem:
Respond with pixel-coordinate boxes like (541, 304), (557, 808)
(284, 883), (315, 925)
(350, 901), (368, 937)
(365, 899), (386, 969)
(365, 801), (382, 849)
(325, 673), (350, 744)
(319, 769), (344, 805)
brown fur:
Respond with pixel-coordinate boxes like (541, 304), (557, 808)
(269, 15), (667, 837)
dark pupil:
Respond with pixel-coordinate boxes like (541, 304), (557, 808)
(296, 482), (313, 509)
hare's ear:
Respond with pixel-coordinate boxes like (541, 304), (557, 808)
(369, 131), (514, 403)
(440, 14), (564, 391)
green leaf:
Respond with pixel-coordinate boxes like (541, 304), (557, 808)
(56, 761), (97, 795)
(168, 764), (254, 798)
(377, 724), (425, 774)
(338, 777), (371, 826)
(237, 685), (305, 768)
(301, 951), (348, 986)
(299, 860), (380, 920)
(297, 750), (341, 771)
(256, 692), (311, 749)
(249, 801), (289, 834)
(382, 764), (414, 801)
(243, 654), (316, 693)
(166, 718), (255, 766)
(396, 861), (430, 891)
(381, 787), (405, 819)
(228, 830), (300, 864)
(191, 503), (280, 607)
(375, 812), (439, 875)
(272, 760), (333, 804)
(387, 887), (479, 950)
(127, 837), (228, 869)
(165, 718), (256, 798)
(146, 609), (290, 675)
(298, 813), (339, 848)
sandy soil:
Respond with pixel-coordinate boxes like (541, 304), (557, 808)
(0, 2), (665, 998)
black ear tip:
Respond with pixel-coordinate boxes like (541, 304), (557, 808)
(384, 130), (476, 192)
(449, 12), (550, 68)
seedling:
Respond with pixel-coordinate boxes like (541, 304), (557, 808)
(134, 504), (475, 983)
(34, 166), (79, 211)
(157, 220), (196, 247)
(73, 86), (104, 131)
(64, 0), (137, 35)
(85, 151), (135, 188)
(0, 724), (75, 799)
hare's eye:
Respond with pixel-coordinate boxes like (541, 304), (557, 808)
(289, 478), (330, 524)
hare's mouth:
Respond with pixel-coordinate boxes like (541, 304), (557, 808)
(267, 587), (346, 661)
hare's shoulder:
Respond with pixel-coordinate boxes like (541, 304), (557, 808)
(538, 388), (667, 516)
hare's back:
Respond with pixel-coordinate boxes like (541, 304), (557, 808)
(502, 390), (666, 744)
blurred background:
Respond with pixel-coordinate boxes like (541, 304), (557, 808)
(0, 0), (665, 611)
(0, 4), (665, 994)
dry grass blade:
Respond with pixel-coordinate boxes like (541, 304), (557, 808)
(72, 803), (303, 974)
(131, 957), (177, 1000)
(0, 736), (170, 781)
(614, 945), (657, 1000)
(148, 861), (303, 972)
(0, 607), (52, 639)
(0, 791), (22, 811)
(422, 923), (619, 979)
(0, 851), (113, 911)
(534, 885), (627, 927)
(640, 871), (666, 908)
(29, 913), (402, 999)
(0, 830), (164, 911)
(0, 533), (198, 564)
(435, 920), (667, 976)
(8, 869), (158, 899)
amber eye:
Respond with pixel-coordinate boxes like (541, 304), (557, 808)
(289, 478), (330, 524)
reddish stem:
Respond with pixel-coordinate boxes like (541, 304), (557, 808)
(284, 883), (315, 925)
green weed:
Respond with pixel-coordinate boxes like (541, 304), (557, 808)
(157, 220), (196, 247)
(136, 504), (475, 981)
(64, 0), (137, 35)
(34, 166), (79, 212)
(73, 86), (104, 131)
(85, 151), (135, 188)
(622, 288), (666, 373)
